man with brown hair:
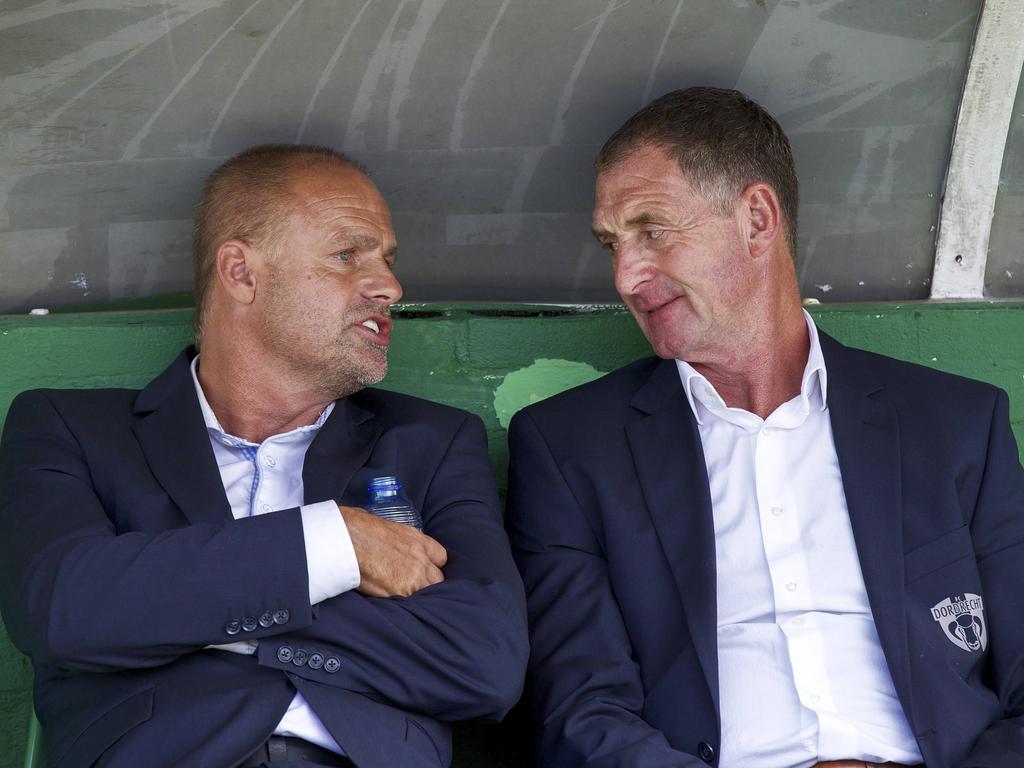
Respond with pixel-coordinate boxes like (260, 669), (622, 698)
(507, 88), (1024, 767)
(0, 144), (527, 768)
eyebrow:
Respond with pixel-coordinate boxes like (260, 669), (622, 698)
(331, 233), (379, 249)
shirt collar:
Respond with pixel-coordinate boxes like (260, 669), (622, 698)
(189, 355), (334, 447)
(675, 310), (828, 427)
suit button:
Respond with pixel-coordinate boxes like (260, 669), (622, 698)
(307, 652), (324, 670)
(242, 616), (258, 632)
(273, 609), (290, 625)
(698, 742), (715, 764)
(292, 649), (308, 667)
(324, 656), (341, 673)
(258, 611), (274, 628)
(276, 645), (294, 663)
(225, 620), (241, 636)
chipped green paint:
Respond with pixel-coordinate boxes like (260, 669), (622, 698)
(493, 359), (606, 429)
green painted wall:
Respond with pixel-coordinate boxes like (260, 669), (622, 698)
(0, 302), (1022, 766)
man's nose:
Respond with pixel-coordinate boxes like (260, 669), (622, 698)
(360, 258), (402, 305)
(613, 245), (652, 297)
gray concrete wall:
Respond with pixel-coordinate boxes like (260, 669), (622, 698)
(0, 0), (982, 312)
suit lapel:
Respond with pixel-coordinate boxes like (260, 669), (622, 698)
(302, 395), (382, 506)
(626, 359), (720, 717)
(131, 348), (232, 526)
(820, 333), (914, 722)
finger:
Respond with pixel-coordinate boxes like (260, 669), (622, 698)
(425, 564), (445, 587)
(423, 536), (448, 567)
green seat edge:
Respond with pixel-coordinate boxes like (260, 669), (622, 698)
(23, 714), (40, 768)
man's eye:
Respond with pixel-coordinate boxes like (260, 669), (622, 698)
(336, 249), (353, 262)
(601, 241), (618, 252)
(647, 229), (664, 240)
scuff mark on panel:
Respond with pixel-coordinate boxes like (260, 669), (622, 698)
(344, 0), (411, 152)
(845, 125), (914, 202)
(736, 0), (937, 133)
(642, 0), (686, 106)
(121, 0), (268, 160)
(203, 0), (307, 156)
(296, 0), (373, 142)
(0, 228), (71, 310)
(386, 0), (447, 151)
(69, 272), (89, 293)
(504, 0), (621, 213)
(8, 1), (223, 124)
(161, 2), (181, 78)
(450, 0), (512, 151)
(549, 0), (620, 146)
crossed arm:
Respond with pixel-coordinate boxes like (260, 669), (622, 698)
(0, 390), (527, 721)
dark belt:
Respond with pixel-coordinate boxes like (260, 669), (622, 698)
(238, 735), (355, 766)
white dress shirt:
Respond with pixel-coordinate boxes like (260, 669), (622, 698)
(191, 356), (360, 755)
(676, 313), (922, 768)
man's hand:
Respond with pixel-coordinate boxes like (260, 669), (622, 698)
(339, 505), (447, 597)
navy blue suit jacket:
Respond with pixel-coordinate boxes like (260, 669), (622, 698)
(0, 348), (528, 768)
(507, 333), (1024, 768)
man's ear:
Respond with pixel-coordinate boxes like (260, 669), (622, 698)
(214, 240), (258, 305)
(740, 183), (782, 260)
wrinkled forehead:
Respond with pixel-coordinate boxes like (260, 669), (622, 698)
(592, 146), (706, 224)
(289, 164), (395, 237)
(595, 143), (690, 193)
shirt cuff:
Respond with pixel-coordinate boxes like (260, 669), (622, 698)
(300, 500), (361, 605)
(205, 640), (257, 655)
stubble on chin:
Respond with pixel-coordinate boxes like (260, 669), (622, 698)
(352, 343), (389, 387)
(315, 340), (389, 400)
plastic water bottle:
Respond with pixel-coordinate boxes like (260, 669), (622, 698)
(365, 476), (423, 530)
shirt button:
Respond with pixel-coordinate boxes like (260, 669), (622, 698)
(324, 656), (341, 673)
(762, 427), (775, 436)
(307, 652), (325, 670)
(264, 454), (277, 467)
(225, 620), (241, 636)
(261, 503), (272, 514)
(698, 741), (715, 764)
(785, 582), (798, 592)
(276, 645), (294, 663)
(273, 609), (290, 625)
(241, 616), (258, 632)
(292, 649), (308, 667)
(258, 612), (274, 628)
(770, 506), (784, 517)
(810, 694), (821, 705)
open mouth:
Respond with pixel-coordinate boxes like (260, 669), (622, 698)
(356, 315), (392, 344)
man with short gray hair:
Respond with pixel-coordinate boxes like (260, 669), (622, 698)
(508, 87), (1024, 768)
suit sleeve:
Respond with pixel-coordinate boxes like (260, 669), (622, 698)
(0, 390), (314, 672)
(256, 413), (529, 722)
(505, 409), (701, 768)
(958, 389), (1024, 767)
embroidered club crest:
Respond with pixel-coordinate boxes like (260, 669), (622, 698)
(931, 593), (986, 652)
